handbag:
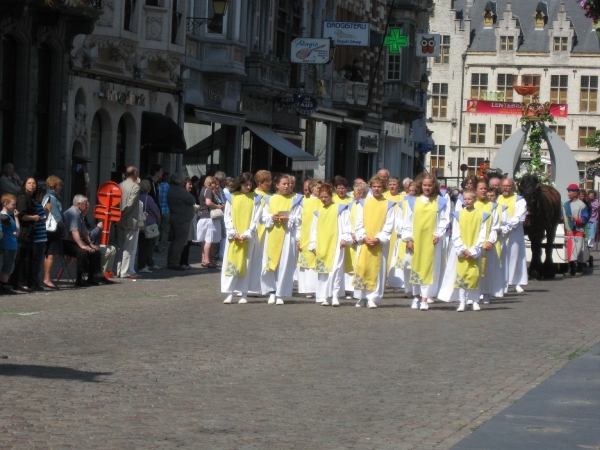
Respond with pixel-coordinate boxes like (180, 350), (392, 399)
(138, 199), (147, 230)
(204, 187), (224, 219)
(42, 198), (57, 232)
(145, 223), (159, 239)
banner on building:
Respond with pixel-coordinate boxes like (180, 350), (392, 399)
(415, 34), (441, 57)
(291, 38), (331, 64)
(323, 22), (370, 46)
(465, 100), (568, 118)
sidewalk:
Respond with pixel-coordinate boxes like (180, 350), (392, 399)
(452, 342), (600, 449)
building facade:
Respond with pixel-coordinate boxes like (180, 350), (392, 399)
(426, 0), (600, 189)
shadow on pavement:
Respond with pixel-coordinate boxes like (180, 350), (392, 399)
(0, 364), (112, 382)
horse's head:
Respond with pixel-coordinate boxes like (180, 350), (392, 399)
(518, 174), (543, 227)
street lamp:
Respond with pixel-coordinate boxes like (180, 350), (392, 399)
(186, 0), (229, 31)
(420, 73), (430, 92)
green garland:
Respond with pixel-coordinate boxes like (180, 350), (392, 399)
(517, 114), (555, 185)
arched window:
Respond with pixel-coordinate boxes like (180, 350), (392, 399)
(1, 35), (18, 166)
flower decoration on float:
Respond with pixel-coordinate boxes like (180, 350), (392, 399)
(576, 0), (600, 23)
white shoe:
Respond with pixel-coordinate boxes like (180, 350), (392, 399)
(367, 300), (377, 309)
(268, 294), (276, 304)
(515, 285), (524, 293)
(238, 297), (247, 304)
(427, 298), (434, 304)
(419, 302), (429, 311)
(346, 295), (352, 299)
(355, 299), (364, 308)
(411, 298), (419, 309)
(457, 302), (465, 312)
(473, 302), (481, 311)
(236, 292), (243, 297)
(332, 297), (340, 307)
(306, 294), (313, 298)
(479, 294), (484, 300)
(139, 267), (152, 273)
(320, 299), (329, 306)
(223, 294), (232, 304)
(466, 300), (473, 305)
(276, 298), (284, 305)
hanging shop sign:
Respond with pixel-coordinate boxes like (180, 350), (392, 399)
(323, 21), (370, 46)
(466, 100), (568, 117)
(383, 28), (408, 54)
(102, 89), (146, 106)
(358, 130), (379, 153)
(415, 34), (441, 57)
(291, 38), (331, 64)
(295, 95), (318, 115)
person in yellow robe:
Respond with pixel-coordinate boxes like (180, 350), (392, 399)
(250, 170), (271, 296)
(221, 173), (263, 304)
(297, 179), (322, 298)
(450, 190), (488, 311)
(401, 174), (450, 311)
(333, 176), (353, 204)
(384, 176), (405, 290)
(309, 184), (351, 306)
(344, 181), (369, 297)
(352, 175), (395, 309)
(260, 174), (303, 305)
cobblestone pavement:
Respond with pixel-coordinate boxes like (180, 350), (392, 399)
(1, 250), (599, 449)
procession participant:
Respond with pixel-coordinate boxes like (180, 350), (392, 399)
(377, 169), (390, 192)
(450, 190), (488, 312)
(260, 174), (303, 305)
(222, 173), (263, 304)
(497, 177), (528, 293)
(297, 179), (322, 299)
(303, 180), (311, 198)
(562, 184), (589, 277)
(387, 193), (406, 291)
(333, 176), (352, 204)
(401, 173), (450, 311)
(396, 182), (418, 297)
(352, 175), (395, 309)
(487, 187), (509, 284)
(344, 181), (368, 298)
(288, 175), (296, 194)
(402, 178), (413, 195)
(385, 176), (405, 290)
(587, 190), (598, 249)
(474, 180), (504, 303)
(455, 175), (478, 210)
(309, 184), (351, 306)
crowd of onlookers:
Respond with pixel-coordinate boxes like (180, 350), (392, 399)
(0, 162), (233, 292)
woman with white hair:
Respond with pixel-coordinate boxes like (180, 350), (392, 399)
(197, 176), (224, 268)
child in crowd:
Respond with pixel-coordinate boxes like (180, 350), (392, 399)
(0, 194), (20, 290)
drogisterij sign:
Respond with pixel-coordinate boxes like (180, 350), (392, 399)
(323, 21), (370, 46)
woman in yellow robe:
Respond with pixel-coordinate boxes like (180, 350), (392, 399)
(297, 179), (322, 298)
(352, 175), (396, 309)
(333, 176), (353, 204)
(221, 173), (263, 304)
(401, 174), (450, 311)
(260, 174), (303, 305)
(344, 181), (369, 297)
(309, 184), (351, 306)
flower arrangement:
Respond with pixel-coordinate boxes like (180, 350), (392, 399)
(576, 0), (600, 23)
(516, 117), (554, 185)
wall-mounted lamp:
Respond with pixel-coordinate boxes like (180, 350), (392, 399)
(187, 0), (229, 31)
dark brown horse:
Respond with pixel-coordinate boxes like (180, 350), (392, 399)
(518, 174), (561, 279)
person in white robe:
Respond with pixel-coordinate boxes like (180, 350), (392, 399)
(344, 182), (369, 297)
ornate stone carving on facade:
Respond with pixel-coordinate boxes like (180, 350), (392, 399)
(97, 0), (114, 27)
(149, 90), (158, 107)
(72, 103), (88, 141)
(146, 16), (163, 41)
(144, 52), (182, 83)
(186, 40), (197, 58)
(92, 37), (137, 72)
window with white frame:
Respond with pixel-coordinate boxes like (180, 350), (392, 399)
(386, 24), (402, 80)
(549, 125), (566, 140)
(470, 73), (488, 100)
(580, 76), (598, 113)
(500, 36), (514, 51)
(467, 157), (486, 177)
(430, 145), (445, 177)
(495, 124), (512, 145)
(469, 124), (486, 145)
(434, 36), (450, 64)
(550, 75), (568, 104)
(497, 74), (514, 101)
(553, 36), (568, 52)
(579, 126), (596, 148)
(431, 83), (448, 118)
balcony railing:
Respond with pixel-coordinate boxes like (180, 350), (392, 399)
(332, 79), (368, 107)
(244, 54), (291, 94)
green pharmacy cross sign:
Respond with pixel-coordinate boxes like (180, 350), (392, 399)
(383, 28), (408, 53)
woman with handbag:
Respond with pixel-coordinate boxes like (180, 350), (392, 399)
(196, 176), (224, 268)
(41, 175), (65, 290)
(179, 178), (200, 269)
(137, 180), (161, 273)
(11, 177), (39, 292)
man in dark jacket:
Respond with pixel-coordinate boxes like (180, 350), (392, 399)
(166, 172), (197, 270)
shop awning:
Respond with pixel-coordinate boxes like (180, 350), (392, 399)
(141, 112), (186, 153)
(194, 107), (246, 127)
(246, 123), (318, 171)
(182, 128), (226, 165)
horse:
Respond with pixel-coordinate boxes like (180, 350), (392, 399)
(517, 174), (561, 279)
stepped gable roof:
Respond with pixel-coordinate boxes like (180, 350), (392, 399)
(452, 0), (600, 54)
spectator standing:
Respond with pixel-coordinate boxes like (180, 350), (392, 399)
(179, 178), (199, 269)
(563, 184), (589, 276)
(196, 176), (224, 268)
(115, 166), (141, 279)
(157, 171), (170, 253)
(166, 172), (196, 270)
(42, 176), (65, 290)
(0, 194), (20, 291)
(138, 180), (161, 273)
(32, 187), (47, 290)
(587, 190), (598, 249)
(146, 164), (162, 203)
(0, 163), (21, 195)
(12, 177), (38, 292)
(62, 195), (104, 286)
(213, 171), (227, 261)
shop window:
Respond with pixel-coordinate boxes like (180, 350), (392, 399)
(495, 124), (512, 145)
(579, 126), (596, 148)
(431, 83), (448, 118)
(550, 75), (568, 104)
(429, 145), (445, 177)
(469, 124), (486, 145)
(497, 74), (514, 102)
(467, 157), (486, 177)
(470, 73), (488, 100)
(580, 76), (598, 113)
(434, 36), (450, 65)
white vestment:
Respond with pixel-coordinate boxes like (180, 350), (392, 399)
(501, 196), (528, 290)
(388, 202), (405, 288)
